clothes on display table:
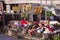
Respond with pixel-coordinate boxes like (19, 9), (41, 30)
(46, 25), (54, 32)
(20, 20), (27, 25)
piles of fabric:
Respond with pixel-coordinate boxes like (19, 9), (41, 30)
(7, 21), (60, 36)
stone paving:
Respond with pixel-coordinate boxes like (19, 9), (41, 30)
(0, 34), (19, 40)
(0, 34), (31, 40)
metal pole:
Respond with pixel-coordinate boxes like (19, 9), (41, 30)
(12, 13), (14, 21)
(41, 0), (42, 7)
(45, 11), (47, 21)
(39, 0), (42, 21)
(31, 4), (33, 22)
(46, 0), (47, 6)
(45, 0), (47, 21)
(51, 0), (53, 6)
(2, 2), (5, 28)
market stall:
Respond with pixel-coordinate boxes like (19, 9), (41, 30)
(5, 20), (60, 40)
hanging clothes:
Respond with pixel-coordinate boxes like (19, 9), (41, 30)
(50, 16), (54, 21)
(33, 14), (38, 21)
(21, 13), (28, 19)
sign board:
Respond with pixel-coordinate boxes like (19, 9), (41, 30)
(21, 13), (28, 18)
(23, 4), (31, 11)
(56, 4), (60, 9)
(46, 11), (52, 17)
(19, 4), (24, 9)
(34, 6), (42, 14)
(6, 5), (10, 11)
(12, 6), (18, 12)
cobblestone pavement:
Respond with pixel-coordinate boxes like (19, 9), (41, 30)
(0, 34), (19, 40)
(0, 34), (30, 40)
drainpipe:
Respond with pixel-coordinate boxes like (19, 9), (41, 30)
(45, 0), (47, 9)
(45, 0), (47, 21)
(2, 2), (5, 28)
(51, 0), (53, 7)
(39, 0), (42, 21)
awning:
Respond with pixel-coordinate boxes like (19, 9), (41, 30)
(4, 0), (51, 4)
(5, 0), (41, 4)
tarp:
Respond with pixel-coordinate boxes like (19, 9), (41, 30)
(5, 0), (41, 4)
(5, 0), (51, 4)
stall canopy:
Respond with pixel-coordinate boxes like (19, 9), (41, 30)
(5, 0), (41, 4)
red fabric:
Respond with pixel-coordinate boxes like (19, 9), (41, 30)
(28, 30), (33, 36)
(20, 20), (27, 25)
(46, 25), (54, 32)
(33, 21), (39, 25)
(30, 31), (32, 35)
(40, 22), (45, 24)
